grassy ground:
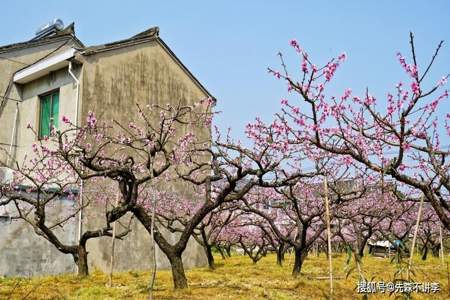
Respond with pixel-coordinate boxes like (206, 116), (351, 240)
(0, 252), (449, 299)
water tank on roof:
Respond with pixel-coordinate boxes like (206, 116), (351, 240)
(34, 19), (64, 39)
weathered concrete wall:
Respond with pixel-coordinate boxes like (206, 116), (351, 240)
(0, 40), (83, 277)
(79, 39), (210, 272)
(12, 67), (79, 164)
(80, 41), (208, 125)
(83, 211), (206, 272)
(0, 36), (211, 276)
(0, 197), (77, 276)
(0, 38), (79, 163)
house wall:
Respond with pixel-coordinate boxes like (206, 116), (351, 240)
(13, 67), (80, 163)
(0, 37), (211, 276)
(0, 39), (84, 277)
(0, 38), (79, 163)
(0, 197), (77, 276)
(79, 39), (210, 272)
(0, 66), (81, 276)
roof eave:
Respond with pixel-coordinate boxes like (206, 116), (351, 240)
(13, 48), (77, 84)
(0, 34), (82, 55)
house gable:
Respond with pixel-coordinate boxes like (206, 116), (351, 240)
(79, 31), (212, 127)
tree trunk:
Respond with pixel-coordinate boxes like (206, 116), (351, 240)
(276, 245), (285, 266)
(432, 244), (440, 257)
(421, 246), (428, 261)
(225, 245), (231, 257)
(358, 241), (366, 258)
(75, 245), (89, 276)
(217, 246), (226, 260)
(131, 206), (193, 289)
(200, 228), (215, 269)
(292, 247), (307, 277)
(168, 254), (188, 289)
(205, 244), (215, 270)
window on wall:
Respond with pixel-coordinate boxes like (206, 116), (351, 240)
(39, 90), (59, 138)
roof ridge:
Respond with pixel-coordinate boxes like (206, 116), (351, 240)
(80, 26), (159, 55)
(131, 26), (159, 39)
(0, 23), (83, 54)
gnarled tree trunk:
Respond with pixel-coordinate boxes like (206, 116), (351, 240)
(217, 246), (227, 259)
(292, 247), (307, 277)
(132, 205), (190, 289)
(358, 236), (370, 258)
(168, 253), (188, 289)
(225, 244), (232, 257)
(73, 244), (89, 276)
(200, 228), (215, 269)
(421, 246), (429, 261)
(276, 243), (286, 266)
(204, 244), (215, 269)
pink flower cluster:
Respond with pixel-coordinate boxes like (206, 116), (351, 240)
(397, 52), (418, 79)
(87, 111), (97, 128)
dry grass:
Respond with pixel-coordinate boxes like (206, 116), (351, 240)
(0, 253), (449, 299)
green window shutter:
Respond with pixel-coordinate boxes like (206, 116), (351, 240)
(40, 94), (51, 137)
(51, 92), (59, 130)
(39, 91), (59, 138)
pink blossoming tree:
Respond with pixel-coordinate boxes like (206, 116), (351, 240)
(269, 33), (450, 230)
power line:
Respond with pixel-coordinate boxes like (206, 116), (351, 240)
(0, 95), (21, 102)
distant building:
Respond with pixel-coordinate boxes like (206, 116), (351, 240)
(368, 240), (396, 257)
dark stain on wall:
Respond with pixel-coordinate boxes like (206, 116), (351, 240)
(82, 47), (202, 126)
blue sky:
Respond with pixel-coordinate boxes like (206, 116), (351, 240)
(2, 1), (450, 141)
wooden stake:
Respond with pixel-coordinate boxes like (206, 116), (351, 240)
(76, 179), (84, 275)
(147, 155), (157, 300)
(108, 192), (119, 287)
(439, 226), (445, 266)
(323, 176), (333, 299)
(407, 195), (424, 281)
(148, 190), (157, 300)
